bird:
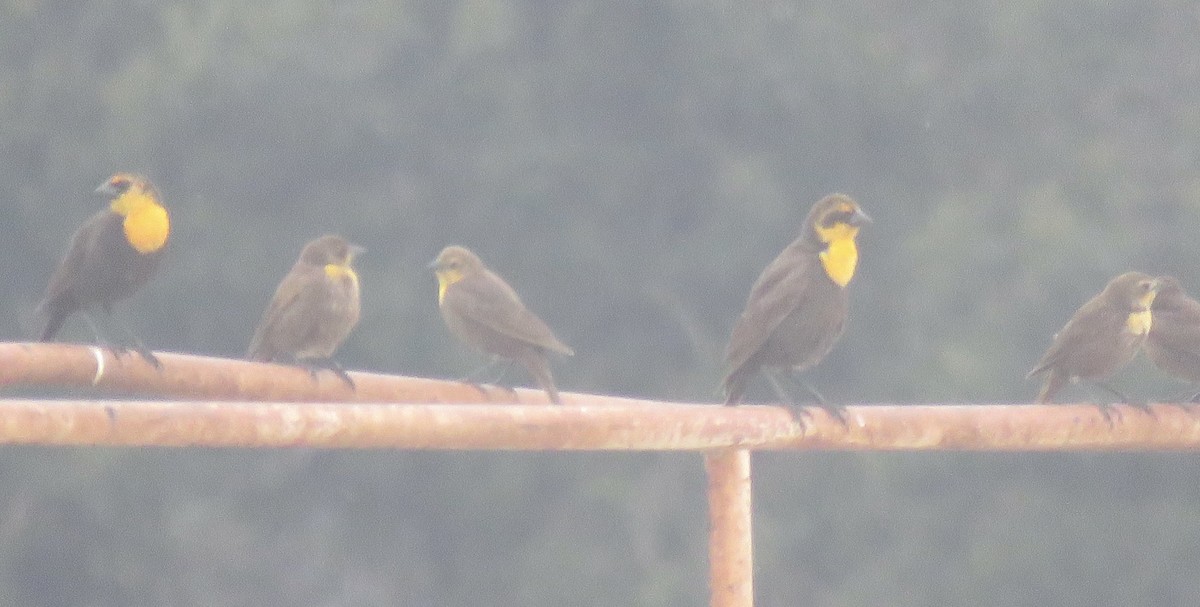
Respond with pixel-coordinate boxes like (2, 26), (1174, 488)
(246, 234), (363, 388)
(36, 172), (170, 367)
(431, 245), (574, 404)
(1143, 275), (1200, 399)
(1027, 271), (1160, 418)
(722, 193), (872, 423)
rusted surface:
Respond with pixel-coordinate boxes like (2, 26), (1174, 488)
(764, 403), (1200, 451)
(1, 398), (1196, 451)
(0, 342), (564, 404)
(0, 400), (776, 449)
(2, 343), (1200, 452)
(706, 449), (753, 607)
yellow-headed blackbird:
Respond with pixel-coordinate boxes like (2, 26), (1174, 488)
(431, 245), (574, 404)
(1027, 272), (1160, 412)
(36, 173), (170, 366)
(722, 193), (871, 420)
(1143, 275), (1200, 392)
(247, 235), (363, 388)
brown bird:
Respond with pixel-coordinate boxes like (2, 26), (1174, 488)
(722, 193), (871, 422)
(1143, 275), (1200, 398)
(1027, 271), (1160, 416)
(431, 245), (574, 404)
(36, 172), (170, 366)
(247, 235), (363, 388)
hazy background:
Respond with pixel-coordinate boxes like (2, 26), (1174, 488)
(4, 0), (1200, 605)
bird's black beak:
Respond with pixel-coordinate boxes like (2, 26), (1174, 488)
(94, 181), (120, 197)
(850, 208), (873, 226)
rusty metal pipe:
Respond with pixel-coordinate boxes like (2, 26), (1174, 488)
(706, 449), (753, 607)
(0, 399), (1198, 451)
(0, 342), (560, 404)
(2, 344), (1200, 451)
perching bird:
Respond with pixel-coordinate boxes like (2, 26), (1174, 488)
(722, 193), (871, 423)
(36, 172), (170, 367)
(431, 245), (573, 404)
(247, 234), (363, 388)
(1028, 271), (1160, 418)
(1143, 275), (1200, 399)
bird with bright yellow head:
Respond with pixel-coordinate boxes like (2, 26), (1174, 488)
(36, 172), (170, 366)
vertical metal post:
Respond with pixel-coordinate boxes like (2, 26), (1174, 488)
(706, 448), (753, 607)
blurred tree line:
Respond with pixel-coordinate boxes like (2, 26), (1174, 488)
(3, 0), (1200, 605)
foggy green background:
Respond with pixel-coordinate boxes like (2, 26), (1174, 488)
(4, 0), (1200, 605)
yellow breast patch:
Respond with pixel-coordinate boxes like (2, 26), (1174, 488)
(123, 205), (170, 254)
(819, 238), (858, 287)
(325, 264), (360, 290)
(435, 268), (464, 304)
(814, 221), (861, 287)
(110, 188), (169, 254)
(1126, 309), (1152, 335)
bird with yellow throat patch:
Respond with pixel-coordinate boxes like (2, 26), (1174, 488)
(36, 172), (170, 367)
(722, 193), (871, 423)
(431, 245), (574, 404)
(247, 235), (363, 388)
(1141, 275), (1200, 399)
(1027, 271), (1160, 419)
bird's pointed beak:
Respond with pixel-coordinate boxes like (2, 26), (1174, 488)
(850, 208), (873, 226)
(427, 258), (439, 271)
(94, 181), (119, 197)
(348, 244), (366, 259)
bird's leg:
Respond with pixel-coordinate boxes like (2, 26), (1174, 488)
(85, 309), (161, 369)
(1093, 381), (1154, 420)
(1093, 381), (1130, 404)
(766, 371), (813, 429)
(81, 310), (114, 350)
(1093, 403), (1119, 427)
(771, 370), (849, 427)
(298, 357), (355, 390)
(1084, 383), (1122, 427)
(799, 377), (850, 427)
(486, 358), (516, 389)
(460, 358), (517, 395)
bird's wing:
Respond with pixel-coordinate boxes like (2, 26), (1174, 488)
(725, 243), (817, 372)
(447, 272), (573, 355)
(1028, 299), (1123, 377)
(38, 211), (116, 308)
(247, 264), (324, 359)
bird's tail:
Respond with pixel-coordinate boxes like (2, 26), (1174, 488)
(721, 367), (751, 406)
(35, 297), (71, 341)
(1035, 369), (1065, 404)
(522, 353), (562, 405)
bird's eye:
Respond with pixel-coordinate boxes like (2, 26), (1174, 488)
(824, 210), (850, 226)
